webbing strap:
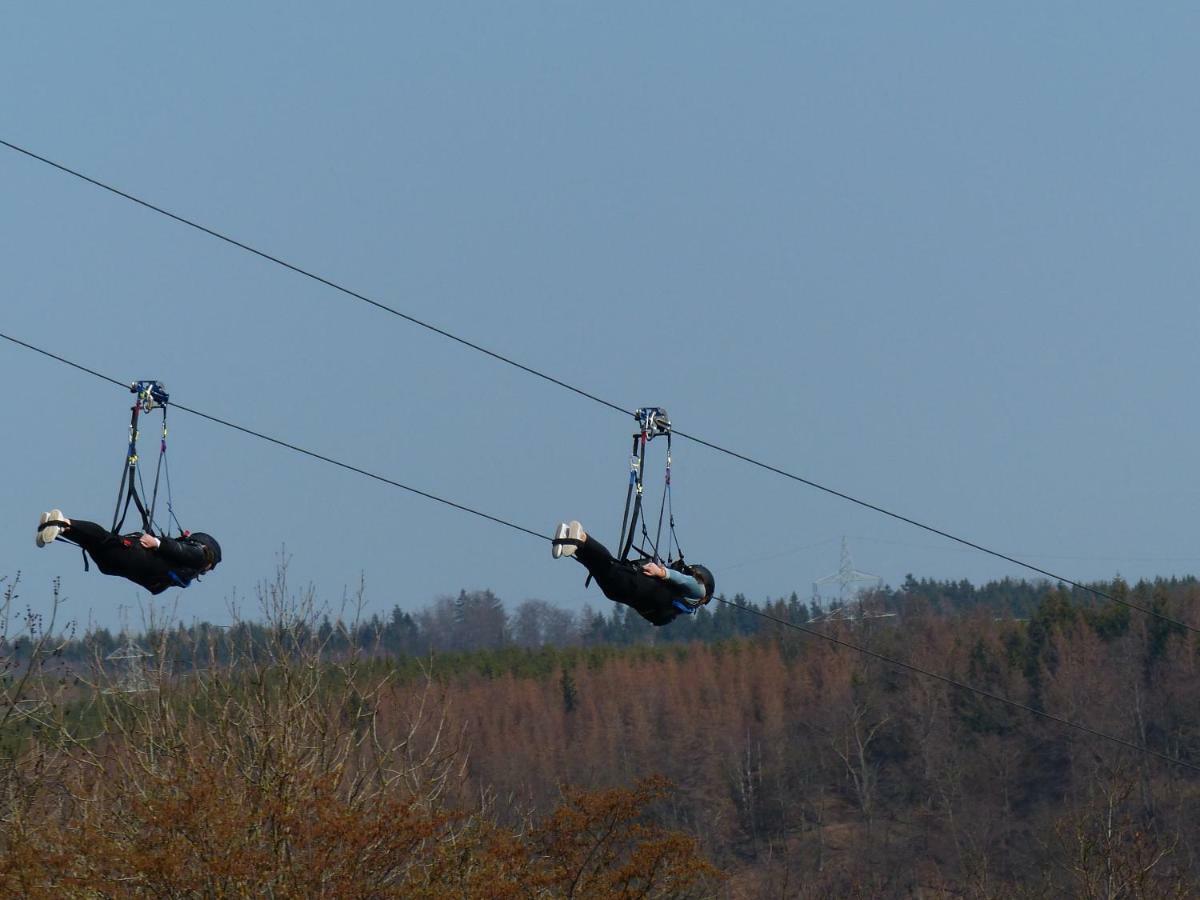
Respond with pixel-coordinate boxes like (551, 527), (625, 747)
(601, 408), (687, 587)
(111, 382), (171, 537)
(644, 431), (672, 561)
(111, 397), (143, 533)
(144, 405), (168, 534)
(617, 432), (645, 562)
(51, 533), (90, 572)
(631, 429), (678, 565)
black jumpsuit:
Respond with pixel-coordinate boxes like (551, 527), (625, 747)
(574, 535), (698, 626)
(63, 519), (208, 595)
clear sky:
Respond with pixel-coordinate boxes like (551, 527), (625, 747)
(3, 4), (1198, 634)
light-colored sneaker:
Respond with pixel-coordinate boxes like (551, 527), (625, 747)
(35, 511), (50, 548)
(563, 521), (585, 557)
(552, 522), (569, 559)
(36, 509), (68, 547)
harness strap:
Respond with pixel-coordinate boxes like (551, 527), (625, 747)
(142, 405), (169, 535)
(50, 534), (90, 571)
(111, 394), (143, 533)
(597, 407), (688, 588)
(617, 432), (645, 562)
(111, 382), (171, 537)
(131, 487), (154, 535)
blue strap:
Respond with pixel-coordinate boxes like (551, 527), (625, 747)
(672, 600), (697, 615)
(167, 570), (190, 589)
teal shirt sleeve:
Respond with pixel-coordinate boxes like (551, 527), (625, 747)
(664, 567), (705, 600)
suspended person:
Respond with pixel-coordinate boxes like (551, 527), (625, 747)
(551, 520), (714, 626)
(35, 509), (221, 595)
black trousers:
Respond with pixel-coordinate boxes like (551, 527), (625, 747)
(62, 519), (176, 595)
(574, 535), (680, 627)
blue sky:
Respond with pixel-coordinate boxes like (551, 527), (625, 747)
(3, 4), (1199, 633)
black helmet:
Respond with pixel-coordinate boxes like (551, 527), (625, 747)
(189, 532), (222, 568)
(688, 564), (715, 601)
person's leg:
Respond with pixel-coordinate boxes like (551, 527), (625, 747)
(571, 531), (614, 570)
(578, 537), (635, 595)
(60, 520), (140, 577)
(556, 523), (675, 622)
(60, 519), (110, 550)
(574, 534), (666, 611)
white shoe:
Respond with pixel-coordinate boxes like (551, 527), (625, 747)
(36, 509), (67, 547)
(563, 521), (585, 557)
(552, 522), (587, 558)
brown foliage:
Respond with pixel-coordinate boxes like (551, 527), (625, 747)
(415, 593), (1200, 896)
(0, 568), (720, 898)
(9, 569), (1200, 895)
(524, 776), (720, 899)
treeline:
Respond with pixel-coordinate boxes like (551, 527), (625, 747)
(4, 572), (1200, 894)
(0, 589), (721, 896)
(423, 578), (1200, 895)
(7, 573), (1196, 672)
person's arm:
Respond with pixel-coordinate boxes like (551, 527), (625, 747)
(140, 533), (207, 569)
(642, 562), (705, 600)
(664, 567), (705, 600)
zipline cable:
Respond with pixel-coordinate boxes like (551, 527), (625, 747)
(0, 139), (628, 419)
(0, 332), (546, 544)
(175, 401), (548, 541)
(3, 330), (1197, 774)
(674, 427), (1193, 627)
(2, 138), (1196, 638)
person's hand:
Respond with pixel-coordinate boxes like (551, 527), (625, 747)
(641, 562), (667, 579)
(139, 533), (161, 550)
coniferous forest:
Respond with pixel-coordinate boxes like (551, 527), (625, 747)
(2, 569), (1199, 897)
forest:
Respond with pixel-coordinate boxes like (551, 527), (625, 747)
(2, 570), (1199, 897)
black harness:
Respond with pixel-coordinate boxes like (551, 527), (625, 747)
(585, 407), (691, 593)
(69, 380), (184, 573)
(616, 407), (684, 566)
(111, 380), (176, 537)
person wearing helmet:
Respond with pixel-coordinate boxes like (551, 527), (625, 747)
(34, 509), (221, 595)
(551, 520), (715, 626)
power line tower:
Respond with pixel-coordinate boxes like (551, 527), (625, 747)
(812, 537), (882, 609)
(104, 608), (155, 694)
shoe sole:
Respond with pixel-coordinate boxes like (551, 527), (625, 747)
(36, 509), (65, 547)
(562, 521), (584, 558)
(552, 523), (568, 559)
